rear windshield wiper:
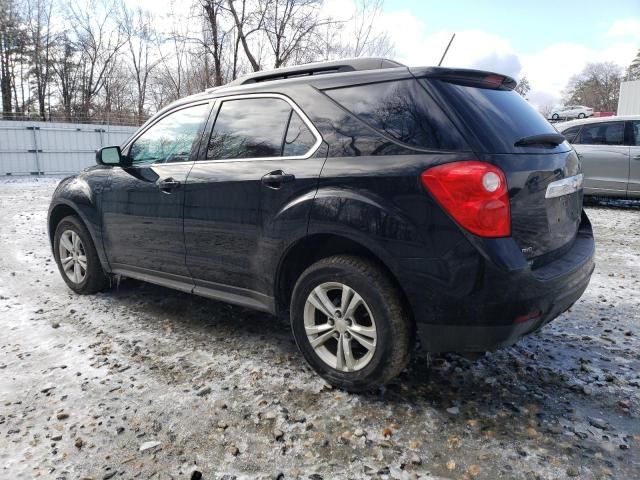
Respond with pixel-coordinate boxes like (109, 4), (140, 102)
(514, 133), (566, 148)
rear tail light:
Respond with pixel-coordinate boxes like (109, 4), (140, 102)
(420, 161), (511, 237)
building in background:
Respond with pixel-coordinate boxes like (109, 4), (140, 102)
(618, 80), (640, 116)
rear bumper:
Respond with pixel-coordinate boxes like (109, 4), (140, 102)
(409, 212), (595, 352)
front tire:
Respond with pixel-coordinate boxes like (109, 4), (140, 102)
(552, 113), (559, 120)
(290, 255), (412, 391)
(53, 215), (108, 294)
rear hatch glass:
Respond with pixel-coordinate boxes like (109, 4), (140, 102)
(421, 74), (581, 261)
(426, 78), (571, 154)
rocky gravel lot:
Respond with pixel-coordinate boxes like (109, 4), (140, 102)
(0, 177), (639, 480)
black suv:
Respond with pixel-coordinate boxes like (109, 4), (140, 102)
(48, 58), (595, 391)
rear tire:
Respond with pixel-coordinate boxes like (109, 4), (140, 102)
(578, 113), (585, 119)
(552, 113), (559, 120)
(53, 215), (109, 294)
(290, 255), (412, 391)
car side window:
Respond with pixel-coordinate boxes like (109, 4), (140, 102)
(206, 97), (315, 160)
(562, 126), (582, 143)
(283, 111), (316, 156)
(632, 121), (640, 146)
(128, 104), (209, 166)
(324, 79), (468, 151)
(576, 122), (624, 146)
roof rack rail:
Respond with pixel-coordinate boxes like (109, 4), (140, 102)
(217, 57), (404, 89)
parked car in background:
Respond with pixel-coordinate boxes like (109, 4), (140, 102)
(548, 105), (593, 120)
(557, 115), (640, 199)
(48, 58), (595, 391)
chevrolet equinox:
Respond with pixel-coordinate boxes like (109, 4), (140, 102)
(48, 58), (595, 391)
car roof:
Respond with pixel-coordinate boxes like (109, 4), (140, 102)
(556, 115), (640, 131)
(148, 57), (517, 123)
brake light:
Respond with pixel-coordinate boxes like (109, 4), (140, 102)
(420, 161), (511, 237)
(482, 74), (506, 88)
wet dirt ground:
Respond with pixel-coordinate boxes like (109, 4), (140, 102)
(0, 178), (638, 480)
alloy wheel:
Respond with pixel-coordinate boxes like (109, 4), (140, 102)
(58, 230), (87, 284)
(303, 282), (377, 372)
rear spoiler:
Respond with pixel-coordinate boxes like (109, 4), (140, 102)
(410, 67), (517, 91)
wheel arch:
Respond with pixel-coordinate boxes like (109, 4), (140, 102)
(48, 200), (110, 273)
(48, 202), (80, 246)
(275, 233), (415, 336)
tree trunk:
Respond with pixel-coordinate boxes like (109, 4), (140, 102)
(227, 0), (260, 72)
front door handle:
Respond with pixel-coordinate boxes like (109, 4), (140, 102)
(158, 177), (181, 193)
(261, 170), (295, 189)
(633, 155), (640, 161)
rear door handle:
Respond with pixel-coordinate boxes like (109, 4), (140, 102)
(261, 170), (295, 189)
(633, 155), (640, 161)
(158, 177), (181, 193)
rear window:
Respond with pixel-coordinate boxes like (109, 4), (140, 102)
(323, 79), (468, 151)
(431, 80), (567, 153)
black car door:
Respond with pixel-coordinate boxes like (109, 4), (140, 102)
(184, 94), (325, 310)
(101, 102), (211, 286)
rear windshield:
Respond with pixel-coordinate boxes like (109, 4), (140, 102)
(429, 79), (568, 154)
(323, 79), (468, 151)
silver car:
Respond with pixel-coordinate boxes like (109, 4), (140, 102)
(547, 105), (593, 121)
(557, 116), (640, 199)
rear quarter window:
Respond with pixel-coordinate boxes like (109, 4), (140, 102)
(323, 79), (468, 151)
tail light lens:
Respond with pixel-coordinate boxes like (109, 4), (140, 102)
(420, 161), (511, 237)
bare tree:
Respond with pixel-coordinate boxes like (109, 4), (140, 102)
(626, 48), (640, 81)
(201, 0), (229, 86)
(226, 0), (263, 71)
(0, 0), (400, 122)
(515, 76), (531, 99)
(68, 0), (125, 116)
(50, 33), (79, 117)
(348, 0), (392, 57)
(0, 0), (24, 113)
(261, 0), (337, 68)
(564, 62), (623, 112)
(315, 0), (392, 62)
(25, 0), (55, 119)
(122, 5), (157, 121)
(538, 103), (554, 118)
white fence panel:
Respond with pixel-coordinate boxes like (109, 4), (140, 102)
(0, 120), (138, 175)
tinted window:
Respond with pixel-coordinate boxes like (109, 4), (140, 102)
(576, 122), (624, 145)
(631, 121), (640, 146)
(432, 80), (565, 153)
(562, 126), (582, 143)
(129, 104), (209, 165)
(324, 79), (468, 151)
(283, 111), (316, 156)
(207, 98), (298, 159)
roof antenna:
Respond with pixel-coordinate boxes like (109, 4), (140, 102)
(438, 33), (456, 67)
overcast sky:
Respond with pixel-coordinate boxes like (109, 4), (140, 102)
(371, 0), (640, 108)
(129, 0), (640, 108)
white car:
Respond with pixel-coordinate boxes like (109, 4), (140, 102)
(547, 105), (593, 120)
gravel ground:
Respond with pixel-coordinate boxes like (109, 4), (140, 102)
(0, 177), (639, 480)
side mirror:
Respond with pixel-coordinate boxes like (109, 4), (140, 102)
(96, 146), (123, 166)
